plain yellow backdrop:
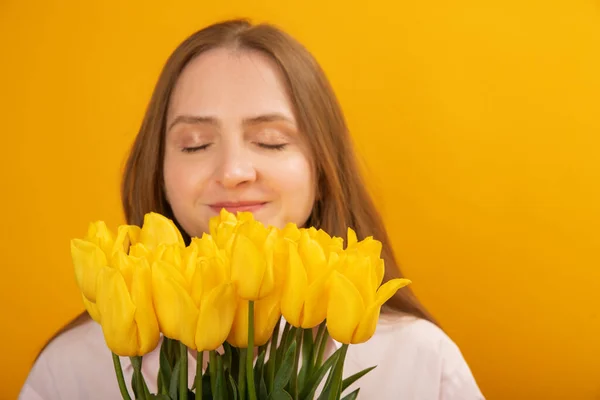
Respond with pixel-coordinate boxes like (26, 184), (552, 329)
(1, 1), (599, 399)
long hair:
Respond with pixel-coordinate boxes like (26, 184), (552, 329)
(42, 19), (436, 356)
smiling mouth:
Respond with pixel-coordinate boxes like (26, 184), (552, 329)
(209, 202), (267, 213)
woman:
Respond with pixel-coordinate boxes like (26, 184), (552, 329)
(20, 19), (485, 399)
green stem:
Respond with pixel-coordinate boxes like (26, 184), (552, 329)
(112, 353), (132, 400)
(195, 351), (203, 400)
(313, 322), (327, 366)
(247, 301), (258, 400)
(316, 327), (330, 368)
(290, 328), (303, 398)
(180, 342), (188, 400)
(130, 356), (151, 399)
(210, 351), (218, 398)
(267, 320), (281, 392)
(276, 322), (292, 368)
(328, 344), (349, 400)
(238, 348), (247, 400)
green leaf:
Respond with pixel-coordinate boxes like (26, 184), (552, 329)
(298, 348), (340, 400)
(228, 374), (239, 400)
(159, 340), (174, 395)
(298, 329), (313, 391)
(267, 390), (293, 400)
(317, 344), (348, 400)
(341, 388), (360, 400)
(254, 347), (267, 391)
(149, 395), (172, 400)
(273, 341), (297, 392)
(200, 373), (212, 400)
(215, 355), (226, 399)
(131, 371), (141, 399)
(258, 375), (268, 400)
(130, 356), (150, 400)
(341, 366), (376, 392)
(169, 358), (181, 400)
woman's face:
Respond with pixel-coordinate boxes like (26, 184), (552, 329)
(163, 47), (315, 238)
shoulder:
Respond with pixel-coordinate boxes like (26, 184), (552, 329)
(343, 313), (486, 399)
(378, 313), (467, 365)
(19, 317), (116, 399)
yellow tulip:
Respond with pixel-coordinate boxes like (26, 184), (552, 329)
(326, 255), (411, 344)
(305, 227), (344, 256)
(192, 257), (237, 351)
(95, 253), (160, 356)
(269, 222), (300, 295)
(151, 244), (199, 348)
(81, 292), (101, 323)
(229, 217), (278, 300)
(71, 238), (108, 302)
(113, 224), (141, 255)
(281, 239), (338, 329)
(139, 212), (185, 251)
(227, 291), (281, 348)
(209, 209), (240, 249)
(84, 221), (115, 255)
(152, 240), (237, 351)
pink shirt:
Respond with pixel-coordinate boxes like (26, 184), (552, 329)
(20, 314), (485, 399)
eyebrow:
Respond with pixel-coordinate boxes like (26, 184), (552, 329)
(166, 113), (296, 133)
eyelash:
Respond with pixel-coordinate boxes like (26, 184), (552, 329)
(257, 143), (287, 151)
(182, 144), (211, 153)
(181, 143), (288, 153)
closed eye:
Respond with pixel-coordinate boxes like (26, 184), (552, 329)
(257, 143), (287, 151)
(182, 143), (212, 153)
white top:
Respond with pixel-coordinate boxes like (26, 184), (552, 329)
(19, 314), (485, 399)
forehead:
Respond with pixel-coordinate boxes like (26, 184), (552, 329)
(167, 47), (296, 123)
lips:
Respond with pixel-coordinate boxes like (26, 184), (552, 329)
(209, 201), (267, 214)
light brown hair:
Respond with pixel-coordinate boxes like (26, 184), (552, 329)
(39, 18), (436, 358)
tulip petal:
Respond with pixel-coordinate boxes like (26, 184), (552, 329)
(96, 267), (137, 356)
(195, 282), (237, 351)
(375, 279), (412, 306)
(254, 293), (282, 347)
(86, 221), (115, 255)
(343, 255), (374, 304)
(130, 258), (160, 355)
(351, 304), (381, 344)
(281, 223), (301, 241)
(139, 212), (185, 250)
(326, 272), (365, 345)
(152, 261), (198, 348)
(374, 259), (385, 289)
(227, 298), (249, 348)
(298, 232), (326, 283)
(129, 243), (152, 260)
(112, 251), (134, 292)
(230, 234), (265, 300)
(301, 267), (333, 328)
(210, 209), (238, 249)
(71, 239), (107, 302)
(82, 293), (101, 323)
(347, 228), (358, 248)
(258, 247), (276, 299)
(192, 234), (219, 258)
(281, 243), (308, 327)
(113, 225), (141, 256)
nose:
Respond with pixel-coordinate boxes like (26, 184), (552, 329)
(215, 141), (257, 189)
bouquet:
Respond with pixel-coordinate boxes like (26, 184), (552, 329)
(70, 209), (411, 399)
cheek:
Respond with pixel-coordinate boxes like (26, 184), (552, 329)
(163, 157), (203, 208)
(270, 154), (315, 203)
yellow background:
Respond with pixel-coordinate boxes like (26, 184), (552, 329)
(1, 1), (599, 399)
